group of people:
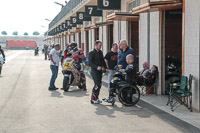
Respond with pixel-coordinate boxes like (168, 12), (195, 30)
(48, 42), (85, 91)
(89, 39), (158, 104)
(47, 39), (158, 105)
(88, 40), (137, 104)
(43, 44), (54, 60)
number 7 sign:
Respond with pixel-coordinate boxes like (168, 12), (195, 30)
(85, 5), (102, 17)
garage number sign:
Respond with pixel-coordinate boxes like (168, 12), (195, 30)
(97, 0), (121, 10)
(77, 12), (91, 21)
(85, 5), (102, 17)
(65, 20), (72, 29)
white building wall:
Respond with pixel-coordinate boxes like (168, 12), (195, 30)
(113, 21), (120, 43)
(66, 34), (69, 44)
(150, 11), (161, 94)
(102, 26), (108, 55)
(99, 26), (103, 51)
(89, 29), (93, 51)
(150, 12), (160, 67)
(139, 13), (149, 69)
(185, 0), (200, 111)
(70, 35), (74, 42)
(63, 35), (66, 50)
(92, 29), (96, 50)
(120, 0), (128, 41)
(75, 33), (79, 45)
(81, 30), (85, 53)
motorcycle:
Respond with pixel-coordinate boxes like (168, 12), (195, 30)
(104, 67), (140, 106)
(165, 56), (181, 93)
(62, 57), (86, 92)
(0, 56), (5, 76)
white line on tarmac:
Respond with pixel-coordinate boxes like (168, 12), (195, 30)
(6, 51), (25, 62)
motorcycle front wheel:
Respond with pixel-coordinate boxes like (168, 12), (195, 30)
(118, 85), (140, 106)
(63, 76), (70, 92)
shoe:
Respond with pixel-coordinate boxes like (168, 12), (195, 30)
(91, 99), (101, 104)
(103, 97), (110, 102)
(53, 87), (59, 90)
(48, 88), (58, 91)
(103, 97), (114, 103)
(96, 99), (102, 103)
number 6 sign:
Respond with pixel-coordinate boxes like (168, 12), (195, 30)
(97, 0), (121, 10)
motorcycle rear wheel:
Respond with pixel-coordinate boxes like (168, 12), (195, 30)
(118, 85), (140, 106)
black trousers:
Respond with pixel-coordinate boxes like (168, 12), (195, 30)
(91, 70), (102, 100)
(44, 52), (48, 60)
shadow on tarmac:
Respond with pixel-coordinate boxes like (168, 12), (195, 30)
(92, 101), (153, 118)
(50, 86), (89, 98)
(62, 86), (89, 97)
(50, 91), (63, 98)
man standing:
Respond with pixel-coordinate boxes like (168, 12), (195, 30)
(118, 40), (136, 69)
(104, 43), (118, 92)
(88, 40), (107, 104)
(0, 45), (5, 61)
(48, 45), (52, 60)
(44, 44), (48, 60)
(49, 44), (60, 91)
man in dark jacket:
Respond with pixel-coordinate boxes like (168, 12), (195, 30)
(88, 40), (107, 104)
(118, 40), (136, 69)
(103, 54), (137, 103)
(125, 54), (137, 84)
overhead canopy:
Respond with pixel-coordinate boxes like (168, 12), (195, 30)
(107, 12), (139, 21)
(84, 21), (113, 30)
(95, 21), (113, 26)
(132, 0), (182, 14)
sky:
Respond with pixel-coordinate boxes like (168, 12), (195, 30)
(0, 0), (69, 36)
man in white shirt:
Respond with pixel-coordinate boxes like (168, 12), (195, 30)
(49, 44), (61, 90)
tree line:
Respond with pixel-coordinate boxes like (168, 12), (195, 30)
(1, 31), (40, 36)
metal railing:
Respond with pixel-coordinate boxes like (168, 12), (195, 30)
(49, 0), (86, 29)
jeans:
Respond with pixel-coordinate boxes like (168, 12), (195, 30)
(49, 65), (58, 89)
(108, 69), (116, 92)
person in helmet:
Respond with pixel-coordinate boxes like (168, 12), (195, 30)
(62, 41), (86, 91)
(68, 41), (85, 71)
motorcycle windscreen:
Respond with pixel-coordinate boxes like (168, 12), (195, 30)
(63, 62), (73, 70)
